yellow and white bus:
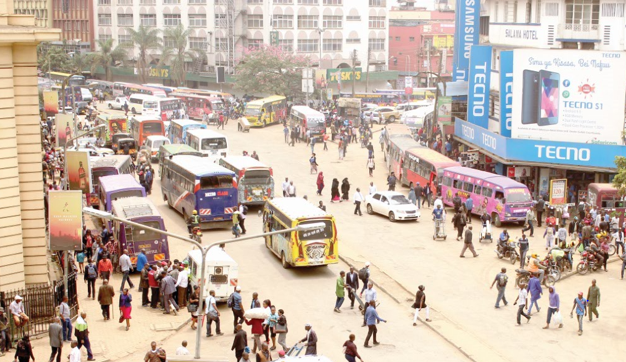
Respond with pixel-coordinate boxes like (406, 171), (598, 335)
(244, 95), (287, 127)
(262, 197), (338, 268)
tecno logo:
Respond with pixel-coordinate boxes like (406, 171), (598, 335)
(482, 134), (496, 149)
(461, 125), (475, 139)
(535, 145), (590, 161)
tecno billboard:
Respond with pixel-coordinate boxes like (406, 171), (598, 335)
(511, 49), (626, 145)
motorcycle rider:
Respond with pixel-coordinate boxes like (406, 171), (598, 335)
(187, 210), (200, 234)
(528, 253), (547, 284)
(497, 230), (510, 257)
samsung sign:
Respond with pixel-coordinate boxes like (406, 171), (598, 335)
(467, 45), (492, 129)
(454, 118), (626, 169)
(453, 0), (480, 81)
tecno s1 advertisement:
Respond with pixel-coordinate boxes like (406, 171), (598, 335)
(511, 49), (626, 145)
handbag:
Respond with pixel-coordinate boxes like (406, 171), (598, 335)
(275, 322), (287, 333)
(208, 310), (218, 320)
(187, 304), (198, 313)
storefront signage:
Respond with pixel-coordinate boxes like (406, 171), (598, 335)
(511, 49), (626, 145)
(327, 68), (362, 82)
(488, 24), (544, 48)
(135, 65), (171, 79)
(550, 179), (567, 205)
(454, 118), (626, 169)
(499, 51), (513, 137)
(467, 45), (492, 129)
(452, 0), (480, 81)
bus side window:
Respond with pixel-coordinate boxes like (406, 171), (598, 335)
(482, 187), (493, 198)
(463, 182), (473, 193)
(453, 179), (462, 189)
(442, 176), (452, 187)
(495, 191), (504, 201)
(473, 185), (482, 195)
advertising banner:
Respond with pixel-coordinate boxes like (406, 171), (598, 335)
(326, 68), (362, 83)
(437, 96), (452, 125)
(55, 113), (74, 148)
(549, 179), (567, 205)
(43, 91), (58, 115)
(507, 166), (531, 178)
(499, 51), (513, 137)
(315, 70), (328, 88)
(66, 150), (92, 194)
(48, 191), (83, 251)
(452, 0), (480, 81)
(511, 49), (626, 145)
(467, 45), (492, 129)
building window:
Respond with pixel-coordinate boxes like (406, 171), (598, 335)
(480, 16), (490, 35)
(525, 1), (532, 22)
(322, 38), (342, 51)
(494, 2), (499, 22)
(248, 39), (263, 50)
(346, 15), (361, 21)
(139, 0), (156, 4)
(297, 15), (318, 28)
(98, 14), (111, 26)
(323, 15), (342, 28)
(369, 16), (385, 28)
(215, 37), (228, 51)
(98, 0), (111, 5)
(369, 0), (386, 6)
(140, 14), (156, 26)
(117, 0), (133, 5)
(189, 37), (208, 50)
(163, 36), (175, 48)
(323, 0), (341, 4)
(409, 36), (415, 41)
(248, 14), (263, 28)
(247, 0), (263, 3)
(602, 3), (625, 17)
(274, 0), (293, 3)
(272, 15), (293, 28)
(368, 38), (385, 51)
(118, 34), (132, 45)
(278, 39), (294, 51)
(188, 0), (206, 3)
(189, 14), (207, 27)
(297, 39), (319, 52)
(163, 14), (181, 27)
(118, 14), (133, 27)
(545, 2), (559, 15)
(163, 0), (180, 4)
(215, 14), (227, 27)
(565, 0), (599, 28)
(395, 36), (400, 41)
(346, 37), (360, 44)
(535, 0), (541, 22)
(99, 34), (112, 42)
(298, 0), (318, 4)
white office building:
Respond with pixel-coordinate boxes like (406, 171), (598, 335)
(94, 0), (391, 76)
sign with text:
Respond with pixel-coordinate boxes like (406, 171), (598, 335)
(326, 68), (362, 83)
(453, 0), (480, 81)
(549, 179), (567, 205)
(511, 49), (626, 145)
(135, 65), (171, 79)
(48, 191), (83, 251)
(467, 45), (492, 129)
(437, 96), (452, 125)
(499, 51), (513, 137)
(488, 24), (544, 48)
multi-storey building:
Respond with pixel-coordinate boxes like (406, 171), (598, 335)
(94, 0), (391, 78)
(14, 0), (52, 27)
(51, 0), (94, 50)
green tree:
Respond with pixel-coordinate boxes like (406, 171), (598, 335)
(37, 44), (70, 73)
(613, 156), (626, 196)
(89, 38), (127, 81)
(67, 53), (89, 75)
(234, 45), (309, 97)
(127, 25), (161, 83)
(160, 24), (198, 86)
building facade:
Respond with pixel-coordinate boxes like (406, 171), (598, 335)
(94, 0), (391, 76)
(0, 0), (60, 291)
(51, 0), (94, 50)
(14, 0), (52, 27)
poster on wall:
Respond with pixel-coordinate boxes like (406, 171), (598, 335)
(55, 113), (74, 148)
(43, 91), (58, 115)
(511, 49), (626, 145)
(437, 96), (452, 125)
(315, 70), (328, 88)
(66, 150), (92, 194)
(549, 179), (567, 205)
(48, 191), (83, 251)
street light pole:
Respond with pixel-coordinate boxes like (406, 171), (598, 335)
(317, 28), (324, 104)
(82, 207), (324, 360)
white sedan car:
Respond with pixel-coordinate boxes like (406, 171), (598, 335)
(107, 96), (127, 110)
(365, 191), (420, 222)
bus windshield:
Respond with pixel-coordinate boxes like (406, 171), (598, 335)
(242, 169), (271, 184)
(201, 138), (227, 151)
(505, 188), (532, 203)
(144, 122), (163, 133)
(131, 221), (163, 242)
(298, 220), (333, 241)
(143, 101), (158, 109)
(245, 106), (261, 116)
(112, 190), (144, 200)
(211, 101), (224, 110)
(200, 175), (234, 189)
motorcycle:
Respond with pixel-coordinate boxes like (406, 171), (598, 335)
(515, 268), (531, 288)
(542, 258), (561, 284)
(188, 226), (202, 243)
(495, 241), (519, 265)
(576, 250), (600, 275)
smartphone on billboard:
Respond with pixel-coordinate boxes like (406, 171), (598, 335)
(521, 70), (540, 125)
(539, 70), (560, 126)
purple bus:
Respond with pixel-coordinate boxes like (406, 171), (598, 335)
(98, 174), (146, 213)
(440, 166), (532, 226)
(111, 197), (169, 267)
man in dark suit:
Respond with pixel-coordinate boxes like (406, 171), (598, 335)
(49, 317), (63, 362)
(346, 267), (360, 309)
(300, 324), (317, 355)
(231, 324), (248, 361)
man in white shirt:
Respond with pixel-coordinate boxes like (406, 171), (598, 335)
(282, 178), (289, 197)
(353, 188), (364, 216)
(69, 341), (81, 362)
(287, 181), (296, 197)
(176, 340), (190, 356)
(205, 290), (223, 337)
(9, 295), (29, 327)
(175, 265), (189, 308)
(369, 182), (377, 195)
(118, 249), (135, 292)
(361, 282), (377, 327)
(514, 283), (531, 325)
(433, 196), (443, 210)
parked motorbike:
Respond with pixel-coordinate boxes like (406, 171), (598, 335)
(577, 250), (600, 275)
(495, 241), (519, 265)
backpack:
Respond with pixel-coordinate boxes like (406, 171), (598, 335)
(358, 267), (368, 281)
(242, 205), (249, 215)
(86, 264), (97, 279)
(227, 293), (235, 308)
(498, 274), (508, 287)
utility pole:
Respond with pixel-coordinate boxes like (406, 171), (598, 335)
(351, 49), (357, 97)
(317, 28), (324, 104)
(426, 42), (432, 87)
(365, 45), (371, 93)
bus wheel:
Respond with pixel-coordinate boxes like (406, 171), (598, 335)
(492, 213), (501, 227)
(281, 252), (289, 269)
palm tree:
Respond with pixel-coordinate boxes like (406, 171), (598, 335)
(127, 25), (161, 83)
(68, 53), (88, 76)
(89, 38), (127, 81)
(160, 24), (198, 86)
(38, 45), (70, 73)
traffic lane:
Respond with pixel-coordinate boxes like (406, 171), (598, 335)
(210, 121), (626, 361)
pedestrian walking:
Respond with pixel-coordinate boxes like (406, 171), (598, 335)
(98, 254), (113, 282)
(282, 178), (289, 197)
(522, 207), (536, 237)
(268, 306), (279, 350)
(452, 210), (466, 241)
(536, 197), (545, 227)
(69, 341), (80, 362)
(620, 249), (626, 280)
(189, 286), (200, 330)
(175, 265), (189, 307)
(387, 172), (397, 191)
(74, 312), (95, 361)
(316, 172), (325, 196)
(460, 226), (479, 258)
(518, 232), (529, 268)
(231, 324), (248, 361)
(587, 279), (600, 321)
(299, 324), (318, 355)
(570, 292), (587, 335)
(412, 285), (431, 325)
(353, 188), (364, 216)
(514, 284), (531, 326)
(309, 153), (318, 174)
(490, 268), (509, 308)
(244, 317), (264, 354)
(361, 282), (377, 327)
(119, 288), (132, 331)
(343, 334), (363, 362)
(232, 210), (241, 238)
(160, 271), (179, 314)
(256, 342), (272, 362)
(358, 263), (371, 295)
(205, 290), (223, 337)
(276, 309), (288, 352)
(334, 271), (346, 313)
(144, 341), (167, 362)
(58, 296), (72, 341)
(408, 185), (417, 205)
(14, 336), (34, 362)
(331, 178), (341, 203)
(176, 341), (190, 356)
(287, 181), (296, 197)
(230, 286), (245, 333)
(341, 178), (350, 201)
(148, 265), (160, 309)
(140, 264), (150, 307)
(465, 197), (473, 223)
(97, 278), (115, 320)
(527, 275), (543, 315)
(119, 249), (135, 292)
(366, 157), (375, 177)
(48, 317), (63, 362)
(346, 267), (359, 309)
(543, 286), (562, 329)
(364, 300), (386, 348)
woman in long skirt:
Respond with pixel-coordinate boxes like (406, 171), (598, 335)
(316, 172), (325, 196)
(331, 178), (341, 203)
(119, 288), (132, 331)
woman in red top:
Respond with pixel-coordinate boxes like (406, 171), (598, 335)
(147, 266), (159, 309)
(244, 318), (264, 354)
(343, 334), (363, 362)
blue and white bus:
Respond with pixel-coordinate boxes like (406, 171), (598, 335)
(169, 119), (206, 145)
(160, 155), (238, 228)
